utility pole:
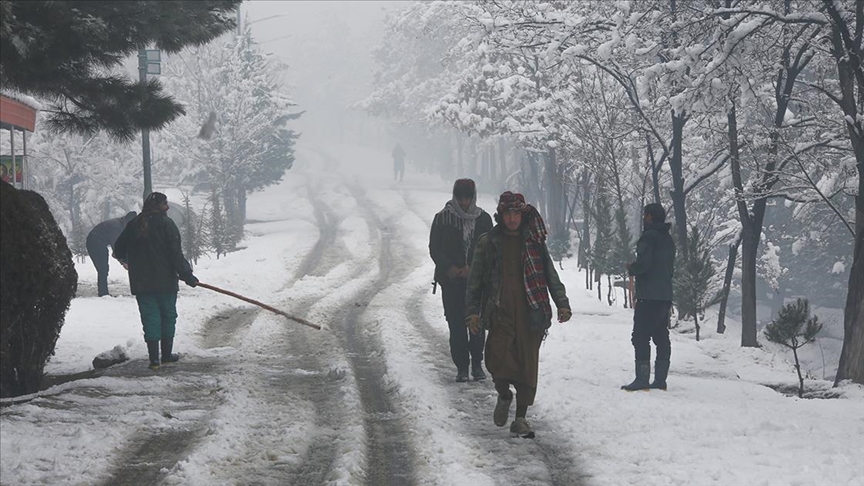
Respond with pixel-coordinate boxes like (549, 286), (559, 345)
(138, 48), (161, 199)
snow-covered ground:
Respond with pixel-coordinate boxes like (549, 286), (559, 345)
(1, 139), (862, 486)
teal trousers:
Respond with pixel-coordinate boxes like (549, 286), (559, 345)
(136, 293), (178, 342)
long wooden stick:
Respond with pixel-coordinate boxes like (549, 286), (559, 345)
(196, 282), (321, 330)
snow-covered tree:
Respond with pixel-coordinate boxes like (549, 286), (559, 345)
(0, 0), (241, 140)
(158, 23), (300, 244)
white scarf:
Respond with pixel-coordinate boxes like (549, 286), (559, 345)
(443, 193), (482, 259)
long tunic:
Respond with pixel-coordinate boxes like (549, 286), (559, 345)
(484, 232), (543, 398)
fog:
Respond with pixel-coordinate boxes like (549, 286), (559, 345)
(244, 1), (399, 150)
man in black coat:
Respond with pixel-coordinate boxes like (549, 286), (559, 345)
(86, 211), (137, 296)
(429, 179), (493, 382)
(113, 192), (198, 370)
(622, 203), (676, 391)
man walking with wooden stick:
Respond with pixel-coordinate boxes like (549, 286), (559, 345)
(114, 192), (198, 370)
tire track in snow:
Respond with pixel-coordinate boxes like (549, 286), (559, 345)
(337, 182), (418, 486)
(299, 147), (420, 484)
(93, 360), (228, 486)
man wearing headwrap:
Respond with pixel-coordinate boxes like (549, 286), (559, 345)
(430, 179), (494, 382)
(466, 191), (571, 437)
(113, 192), (198, 370)
(86, 211), (138, 296)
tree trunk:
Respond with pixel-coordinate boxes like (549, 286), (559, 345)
(544, 149), (560, 229)
(836, 228), (864, 385)
(489, 143), (498, 184)
(238, 186), (247, 224)
(646, 135), (661, 203)
(497, 137), (507, 190)
(793, 346), (804, 398)
(740, 227), (761, 347)
(456, 134), (464, 176)
(694, 311), (700, 342)
(607, 274), (613, 306)
(828, 0), (864, 386)
(718, 106), (743, 335)
(717, 236), (741, 334)
(669, 110), (688, 259)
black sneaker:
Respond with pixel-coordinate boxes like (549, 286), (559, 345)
(161, 353), (180, 364)
(472, 366), (486, 381)
(456, 369), (469, 382)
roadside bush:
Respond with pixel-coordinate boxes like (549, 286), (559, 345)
(0, 181), (77, 397)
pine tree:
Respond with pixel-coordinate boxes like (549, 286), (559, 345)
(611, 206), (634, 307)
(673, 225), (719, 341)
(590, 187), (615, 303)
(548, 228), (572, 270)
(764, 299), (823, 398)
(208, 188), (227, 259)
(180, 192), (201, 265)
(0, 1), (241, 140)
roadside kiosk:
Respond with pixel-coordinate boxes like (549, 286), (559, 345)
(0, 91), (39, 189)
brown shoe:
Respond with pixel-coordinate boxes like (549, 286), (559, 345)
(493, 393), (512, 427)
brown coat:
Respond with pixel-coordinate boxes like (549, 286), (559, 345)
(484, 232), (543, 403)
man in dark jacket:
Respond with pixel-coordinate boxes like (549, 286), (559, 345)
(622, 203), (676, 391)
(465, 192), (571, 437)
(430, 179), (493, 382)
(113, 192), (198, 370)
(86, 211), (137, 296)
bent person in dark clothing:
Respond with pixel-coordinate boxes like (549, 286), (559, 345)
(430, 179), (493, 382)
(86, 211), (137, 296)
(113, 192), (198, 370)
(622, 203), (676, 391)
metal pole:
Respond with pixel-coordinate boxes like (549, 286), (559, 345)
(138, 48), (152, 199)
(10, 126), (16, 188)
(22, 129), (27, 189)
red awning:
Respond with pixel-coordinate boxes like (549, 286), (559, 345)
(0, 94), (37, 132)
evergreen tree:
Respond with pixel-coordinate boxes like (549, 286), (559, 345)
(673, 225), (719, 341)
(159, 23), (300, 242)
(590, 186), (615, 303)
(0, 1), (241, 140)
(208, 188), (227, 259)
(611, 206), (634, 307)
(548, 228), (572, 270)
(180, 192), (201, 265)
(764, 299), (823, 398)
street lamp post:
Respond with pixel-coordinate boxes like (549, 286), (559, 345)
(138, 48), (161, 199)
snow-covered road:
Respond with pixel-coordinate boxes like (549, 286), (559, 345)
(1, 140), (862, 486)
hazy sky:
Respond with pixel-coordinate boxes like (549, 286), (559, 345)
(243, 1), (397, 92)
(242, 1), (402, 141)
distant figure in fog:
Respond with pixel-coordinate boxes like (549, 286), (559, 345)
(86, 211), (137, 296)
(392, 143), (406, 182)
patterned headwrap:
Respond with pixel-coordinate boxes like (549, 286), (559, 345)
(496, 191), (527, 214)
(496, 191), (552, 322)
